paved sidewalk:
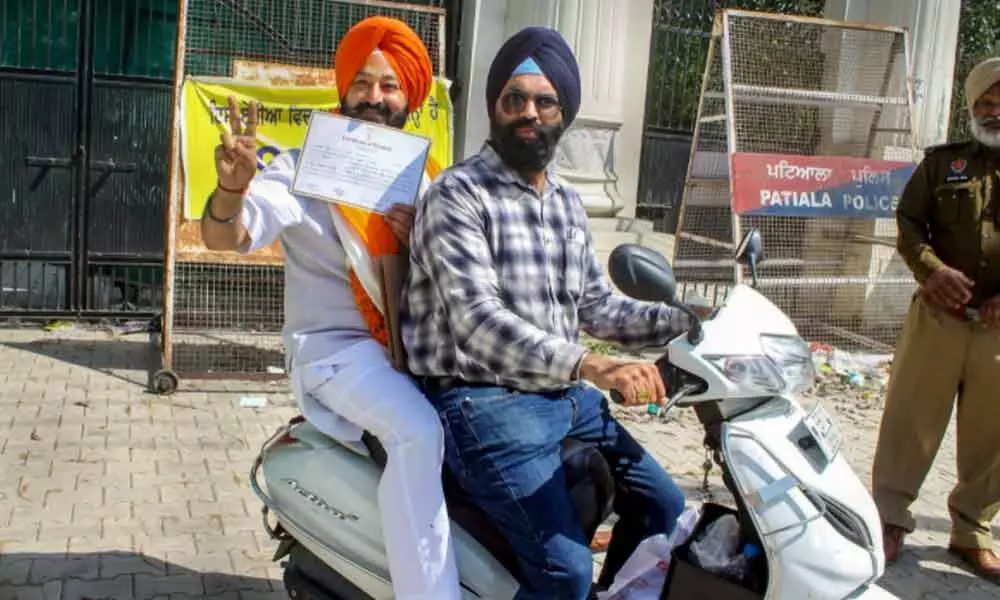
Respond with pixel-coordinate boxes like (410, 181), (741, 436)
(0, 326), (997, 599)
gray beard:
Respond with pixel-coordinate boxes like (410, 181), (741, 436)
(970, 118), (1000, 149)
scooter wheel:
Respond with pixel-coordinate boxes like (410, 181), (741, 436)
(152, 369), (179, 395)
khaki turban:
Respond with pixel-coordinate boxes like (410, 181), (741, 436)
(965, 57), (1000, 113)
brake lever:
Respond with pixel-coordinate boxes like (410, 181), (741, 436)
(660, 383), (701, 414)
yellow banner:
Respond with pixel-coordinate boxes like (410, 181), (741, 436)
(179, 76), (454, 220)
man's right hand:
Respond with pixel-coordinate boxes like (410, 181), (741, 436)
(579, 353), (666, 406)
(922, 265), (974, 310)
(214, 96), (259, 192)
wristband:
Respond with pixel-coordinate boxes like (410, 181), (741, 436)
(204, 192), (241, 224)
(216, 180), (248, 195)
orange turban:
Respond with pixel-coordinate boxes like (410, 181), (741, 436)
(334, 16), (433, 112)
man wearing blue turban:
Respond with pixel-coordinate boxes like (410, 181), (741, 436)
(402, 27), (693, 598)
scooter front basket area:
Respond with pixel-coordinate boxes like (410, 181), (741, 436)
(660, 503), (767, 600)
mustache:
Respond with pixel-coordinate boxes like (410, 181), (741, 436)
(347, 102), (391, 117)
(342, 101), (408, 129)
(980, 115), (1000, 125)
(507, 118), (543, 131)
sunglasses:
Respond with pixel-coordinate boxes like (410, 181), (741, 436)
(500, 88), (562, 119)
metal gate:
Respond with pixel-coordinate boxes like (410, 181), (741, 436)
(0, 0), (177, 319)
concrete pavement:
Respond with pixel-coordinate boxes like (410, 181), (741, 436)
(0, 326), (997, 599)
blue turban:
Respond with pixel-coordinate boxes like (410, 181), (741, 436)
(486, 27), (582, 126)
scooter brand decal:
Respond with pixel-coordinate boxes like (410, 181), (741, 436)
(283, 479), (360, 521)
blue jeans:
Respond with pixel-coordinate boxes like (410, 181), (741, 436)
(425, 382), (686, 600)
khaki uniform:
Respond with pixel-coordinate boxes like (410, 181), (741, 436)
(873, 140), (1000, 550)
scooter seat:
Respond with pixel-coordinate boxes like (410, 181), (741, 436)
(361, 432), (616, 579)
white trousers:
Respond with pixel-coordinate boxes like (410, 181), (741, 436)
(297, 339), (461, 600)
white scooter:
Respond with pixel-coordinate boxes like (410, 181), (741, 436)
(249, 228), (899, 599)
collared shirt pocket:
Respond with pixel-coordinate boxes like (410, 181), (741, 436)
(561, 226), (587, 300)
(933, 180), (981, 229)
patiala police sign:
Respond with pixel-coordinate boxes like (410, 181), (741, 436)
(731, 152), (917, 219)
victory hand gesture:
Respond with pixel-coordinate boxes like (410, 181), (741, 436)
(215, 96), (259, 192)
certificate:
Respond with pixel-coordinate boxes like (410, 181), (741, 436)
(291, 111), (431, 213)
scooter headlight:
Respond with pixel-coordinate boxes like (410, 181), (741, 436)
(760, 334), (816, 394)
(705, 355), (786, 394)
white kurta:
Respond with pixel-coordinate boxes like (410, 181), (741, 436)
(239, 150), (458, 600)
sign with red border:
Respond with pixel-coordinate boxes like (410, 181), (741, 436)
(731, 152), (917, 219)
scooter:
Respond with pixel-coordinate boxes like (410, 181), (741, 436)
(249, 228), (899, 599)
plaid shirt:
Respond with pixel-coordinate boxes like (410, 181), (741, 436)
(402, 144), (691, 392)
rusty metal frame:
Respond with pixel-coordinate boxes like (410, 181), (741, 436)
(722, 8), (908, 35)
(159, 0), (189, 378)
(672, 13), (723, 268)
(720, 10), (742, 285)
(157, 0), (449, 389)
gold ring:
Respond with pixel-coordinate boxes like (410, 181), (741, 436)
(637, 389), (651, 402)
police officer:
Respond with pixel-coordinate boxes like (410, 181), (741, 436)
(872, 56), (1000, 582)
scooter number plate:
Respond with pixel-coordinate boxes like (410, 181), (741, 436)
(803, 402), (842, 461)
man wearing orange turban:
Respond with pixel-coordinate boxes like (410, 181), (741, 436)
(200, 16), (460, 600)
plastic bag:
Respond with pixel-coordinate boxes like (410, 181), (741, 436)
(689, 514), (749, 581)
(597, 507), (701, 600)
(689, 514), (740, 570)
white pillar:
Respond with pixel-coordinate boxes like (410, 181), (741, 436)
(909, 0), (962, 147)
(452, 0), (509, 163)
(453, 0), (655, 218)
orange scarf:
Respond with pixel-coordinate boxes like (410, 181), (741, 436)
(335, 159), (442, 347)
(338, 203), (398, 347)
(348, 268), (390, 346)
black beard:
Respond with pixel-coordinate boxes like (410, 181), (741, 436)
(488, 118), (564, 175)
(340, 101), (408, 129)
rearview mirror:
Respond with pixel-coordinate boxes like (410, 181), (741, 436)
(608, 243), (705, 345)
(608, 244), (677, 304)
(734, 229), (763, 287)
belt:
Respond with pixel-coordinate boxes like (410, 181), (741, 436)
(417, 375), (522, 396)
(941, 304), (982, 323)
(417, 375), (483, 395)
(917, 291), (980, 322)
(944, 307), (968, 322)
(417, 376), (574, 398)
(417, 375), (454, 395)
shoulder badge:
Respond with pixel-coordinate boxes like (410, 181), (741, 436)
(924, 140), (974, 183)
(923, 140), (970, 157)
